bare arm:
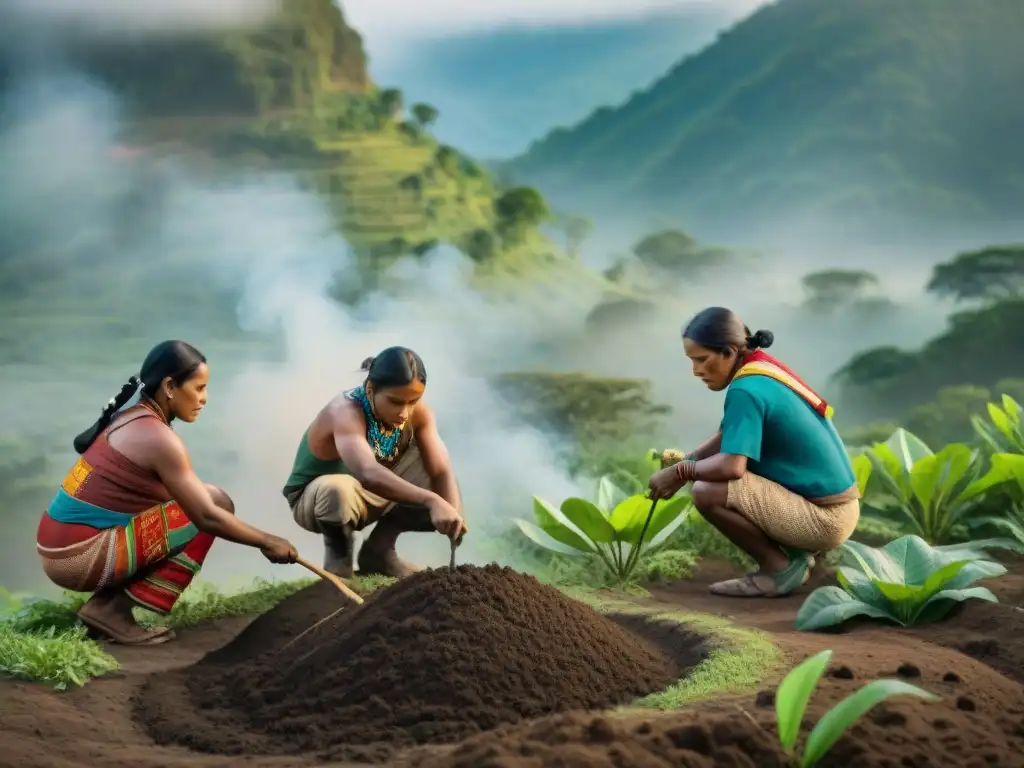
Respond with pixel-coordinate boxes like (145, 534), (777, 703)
(687, 431), (723, 461)
(334, 411), (440, 507)
(152, 434), (278, 548)
(414, 405), (462, 513)
(691, 452), (747, 482)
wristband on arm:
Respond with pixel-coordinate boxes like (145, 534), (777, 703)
(674, 459), (698, 483)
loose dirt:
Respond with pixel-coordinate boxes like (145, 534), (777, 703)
(1, 558), (1023, 768)
(135, 565), (704, 762)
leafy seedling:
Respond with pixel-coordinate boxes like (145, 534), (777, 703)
(775, 649), (939, 766)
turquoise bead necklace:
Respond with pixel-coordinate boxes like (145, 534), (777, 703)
(349, 385), (403, 462)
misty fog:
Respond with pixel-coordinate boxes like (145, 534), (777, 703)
(0, 3), (974, 593)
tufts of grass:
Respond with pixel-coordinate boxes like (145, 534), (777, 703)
(569, 591), (781, 710)
(634, 610), (779, 708)
(0, 623), (118, 691)
(143, 577), (315, 629)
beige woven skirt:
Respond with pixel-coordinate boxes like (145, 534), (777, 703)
(726, 472), (860, 552)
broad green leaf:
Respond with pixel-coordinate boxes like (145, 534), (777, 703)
(560, 497), (616, 544)
(922, 586), (999, 619)
(987, 403), (1015, 443)
(930, 443), (973, 506)
(801, 680), (939, 767)
(918, 559), (971, 595)
(865, 453), (913, 514)
(851, 454), (872, 497)
(885, 428), (933, 472)
(967, 516), (1024, 549)
(530, 497), (595, 553)
(840, 539), (905, 583)
(513, 518), (586, 556)
(972, 415), (1006, 454)
(885, 535), (942, 585)
(596, 475), (631, 513)
(866, 446), (910, 501)
(908, 453), (944, 513)
(775, 649), (831, 750)
(609, 494), (658, 540)
(934, 535), (1024, 556)
(1002, 394), (1022, 422)
(941, 558), (1007, 590)
(836, 567), (885, 605)
(794, 587), (894, 631)
(641, 496), (693, 543)
(873, 581), (921, 605)
(960, 453), (1024, 500)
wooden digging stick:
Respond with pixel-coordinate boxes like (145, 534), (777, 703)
(295, 555), (364, 605)
(276, 558), (364, 655)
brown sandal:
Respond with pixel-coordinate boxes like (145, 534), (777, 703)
(709, 555), (812, 598)
(709, 573), (781, 597)
(78, 609), (175, 646)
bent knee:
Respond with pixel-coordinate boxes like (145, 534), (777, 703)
(691, 480), (728, 511)
(313, 475), (363, 522)
(205, 483), (235, 514)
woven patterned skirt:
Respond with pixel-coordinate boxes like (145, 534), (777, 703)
(36, 500), (215, 615)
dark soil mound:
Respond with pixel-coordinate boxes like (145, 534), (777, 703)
(409, 685), (1024, 768)
(202, 579), (355, 664)
(916, 600), (1024, 685)
(136, 565), (703, 761)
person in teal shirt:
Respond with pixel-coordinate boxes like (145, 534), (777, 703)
(648, 307), (859, 597)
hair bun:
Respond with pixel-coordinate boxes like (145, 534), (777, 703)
(360, 356), (376, 372)
(747, 329), (774, 349)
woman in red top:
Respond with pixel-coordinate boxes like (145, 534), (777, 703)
(37, 340), (297, 645)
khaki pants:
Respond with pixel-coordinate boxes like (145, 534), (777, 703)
(726, 472), (860, 552)
(290, 443), (433, 534)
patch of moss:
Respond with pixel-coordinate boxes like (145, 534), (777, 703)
(566, 590), (781, 709)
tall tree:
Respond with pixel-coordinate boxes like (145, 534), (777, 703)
(411, 102), (439, 128)
(551, 213), (593, 259)
(800, 269), (880, 311)
(927, 245), (1024, 303)
(376, 87), (403, 121)
(494, 187), (551, 245)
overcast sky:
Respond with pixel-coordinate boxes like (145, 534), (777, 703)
(343, 0), (766, 52)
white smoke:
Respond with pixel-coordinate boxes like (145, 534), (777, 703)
(0, 0), (280, 37)
(0, 61), (583, 588)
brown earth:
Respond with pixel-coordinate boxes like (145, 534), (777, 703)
(135, 565), (700, 763)
(0, 558), (1023, 767)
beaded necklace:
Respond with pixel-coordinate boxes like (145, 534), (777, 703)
(348, 385), (403, 462)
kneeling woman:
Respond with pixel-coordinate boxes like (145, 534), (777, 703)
(283, 346), (467, 579)
(649, 307), (859, 597)
(36, 341), (297, 646)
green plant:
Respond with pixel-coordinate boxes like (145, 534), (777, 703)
(973, 393), (1024, 454)
(774, 649), (939, 766)
(0, 588), (88, 633)
(795, 535), (1006, 631)
(517, 473), (694, 585)
(0, 623), (119, 690)
(859, 427), (1024, 545)
(633, 549), (698, 583)
(962, 452), (1024, 548)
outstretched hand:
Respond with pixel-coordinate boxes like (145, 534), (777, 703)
(261, 534), (298, 564)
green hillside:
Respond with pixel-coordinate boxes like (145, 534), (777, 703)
(56, 0), (629, 300)
(505, 0), (1024, 231)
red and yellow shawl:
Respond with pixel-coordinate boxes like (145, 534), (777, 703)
(732, 349), (834, 419)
